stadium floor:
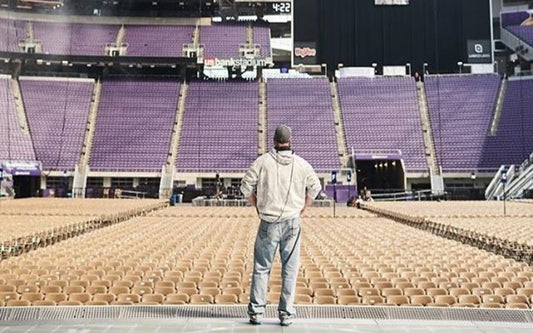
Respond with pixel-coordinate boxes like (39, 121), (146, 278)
(1, 305), (533, 332)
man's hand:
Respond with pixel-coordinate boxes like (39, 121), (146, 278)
(247, 193), (257, 207)
(301, 195), (313, 216)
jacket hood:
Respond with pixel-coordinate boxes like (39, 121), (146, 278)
(269, 148), (294, 166)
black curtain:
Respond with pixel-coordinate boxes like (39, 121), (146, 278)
(294, 0), (491, 74)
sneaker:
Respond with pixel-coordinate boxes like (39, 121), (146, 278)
(279, 314), (293, 326)
(249, 313), (263, 325)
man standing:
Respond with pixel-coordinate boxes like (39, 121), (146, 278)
(241, 124), (321, 326)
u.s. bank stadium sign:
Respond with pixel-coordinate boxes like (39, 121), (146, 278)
(204, 57), (268, 67)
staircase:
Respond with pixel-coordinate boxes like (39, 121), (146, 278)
(416, 81), (438, 173)
(73, 80), (102, 198)
(258, 79), (267, 155)
(26, 21), (34, 41)
(500, 27), (533, 62)
(330, 80), (349, 167)
(72, 164), (89, 199)
(116, 25), (126, 46)
(80, 80), (102, 167)
(192, 25), (200, 47)
(10, 79), (30, 134)
(246, 24), (254, 45)
(485, 165), (516, 200)
(503, 160), (533, 199)
(416, 81), (444, 194)
(489, 78), (507, 136)
(159, 81), (188, 199)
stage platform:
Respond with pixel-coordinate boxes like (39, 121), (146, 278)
(1, 305), (533, 332)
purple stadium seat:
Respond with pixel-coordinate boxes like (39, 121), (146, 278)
(20, 78), (93, 171)
(338, 77), (427, 172)
(200, 24), (246, 58)
(0, 77), (36, 161)
(0, 18), (26, 53)
(124, 25), (194, 57)
(266, 78), (340, 172)
(90, 79), (180, 172)
(176, 81), (258, 172)
(425, 74), (500, 172)
(33, 22), (118, 56)
(253, 23), (271, 58)
(482, 78), (533, 167)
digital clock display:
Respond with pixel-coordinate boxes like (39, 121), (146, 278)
(271, 2), (291, 14)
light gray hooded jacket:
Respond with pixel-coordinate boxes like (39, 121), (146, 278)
(240, 148), (322, 222)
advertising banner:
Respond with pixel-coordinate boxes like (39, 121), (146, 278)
(467, 40), (492, 63)
(293, 42), (318, 66)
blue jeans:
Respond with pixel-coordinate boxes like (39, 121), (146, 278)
(248, 217), (301, 317)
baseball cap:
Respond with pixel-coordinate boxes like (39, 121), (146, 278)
(274, 124), (292, 143)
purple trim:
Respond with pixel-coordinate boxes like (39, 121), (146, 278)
(324, 184), (357, 203)
(355, 153), (403, 161)
(501, 11), (529, 28)
(9, 167), (41, 176)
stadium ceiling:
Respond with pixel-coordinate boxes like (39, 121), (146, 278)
(0, 0), (63, 10)
(2, 0), (218, 16)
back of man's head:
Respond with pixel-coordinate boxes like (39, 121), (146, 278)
(274, 124), (292, 145)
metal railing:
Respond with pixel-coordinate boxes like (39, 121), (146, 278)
(371, 189), (446, 201)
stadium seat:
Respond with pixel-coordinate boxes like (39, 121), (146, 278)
(267, 292), (280, 304)
(362, 295), (384, 305)
(115, 293), (140, 304)
(426, 288), (447, 297)
(58, 301), (83, 306)
(214, 294), (237, 304)
(164, 293), (188, 305)
(190, 294), (213, 304)
(93, 293), (116, 304)
(314, 296), (336, 304)
(294, 294), (312, 304)
(434, 295), (456, 306)
(7, 300), (31, 307)
(32, 300), (56, 306)
(69, 293), (91, 304)
(387, 295), (410, 306)
(458, 295), (481, 307)
(20, 293), (43, 303)
(238, 293), (250, 304)
(45, 293), (67, 303)
(410, 295), (433, 306)
(0, 285), (16, 293)
(337, 296), (360, 305)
